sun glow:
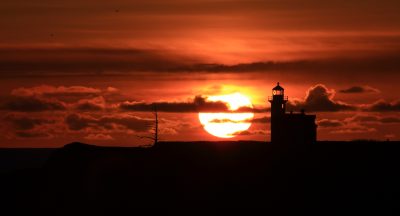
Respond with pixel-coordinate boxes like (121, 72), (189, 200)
(199, 93), (254, 138)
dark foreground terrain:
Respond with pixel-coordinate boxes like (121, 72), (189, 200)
(1, 141), (400, 215)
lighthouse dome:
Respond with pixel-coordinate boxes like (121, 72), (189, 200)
(272, 82), (284, 91)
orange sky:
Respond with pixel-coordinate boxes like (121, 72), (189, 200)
(0, 0), (399, 147)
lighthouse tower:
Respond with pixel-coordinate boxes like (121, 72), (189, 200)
(268, 82), (317, 145)
(268, 82), (288, 143)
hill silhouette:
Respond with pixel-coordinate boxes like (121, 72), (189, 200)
(1, 141), (400, 215)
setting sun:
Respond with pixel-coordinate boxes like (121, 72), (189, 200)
(198, 93), (254, 138)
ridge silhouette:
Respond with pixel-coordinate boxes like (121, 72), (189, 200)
(2, 140), (400, 215)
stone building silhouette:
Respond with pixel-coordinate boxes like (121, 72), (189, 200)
(268, 82), (317, 145)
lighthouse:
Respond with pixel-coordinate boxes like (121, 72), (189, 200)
(268, 82), (317, 145)
(268, 82), (288, 143)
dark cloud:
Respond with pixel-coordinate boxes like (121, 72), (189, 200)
(15, 131), (53, 139)
(74, 97), (106, 111)
(287, 84), (355, 112)
(313, 114), (400, 138)
(4, 114), (55, 130)
(186, 55), (400, 74)
(346, 114), (400, 124)
(209, 119), (240, 123)
(317, 119), (344, 128)
(339, 86), (380, 93)
(0, 48), (198, 76)
(205, 116), (269, 124)
(314, 114), (399, 136)
(11, 85), (101, 98)
(65, 114), (91, 131)
(364, 99), (400, 112)
(65, 113), (153, 132)
(98, 116), (153, 132)
(380, 117), (400, 123)
(320, 116), (378, 134)
(232, 130), (269, 136)
(209, 118), (250, 123)
(0, 48), (400, 79)
(0, 113), (61, 139)
(4, 86), (124, 112)
(252, 116), (270, 123)
(159, 127), (178, 135)
(347, 115), (379, 122)
(84, 133), (113, 140)
(0, 97), (66, 112)
(331, 125), (376, 134)
(120, 95), (265, 113)
(120, 95), (230, 113)
(11, 85), (123, 104)
(236, 106), (270, 113)
(233, 130), (252, 136)
(75, 102), (104, 111)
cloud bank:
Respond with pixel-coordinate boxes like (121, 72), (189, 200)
(288, 84), (355, 112)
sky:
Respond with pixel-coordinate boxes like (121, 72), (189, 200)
(0, 0), (399, 147)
